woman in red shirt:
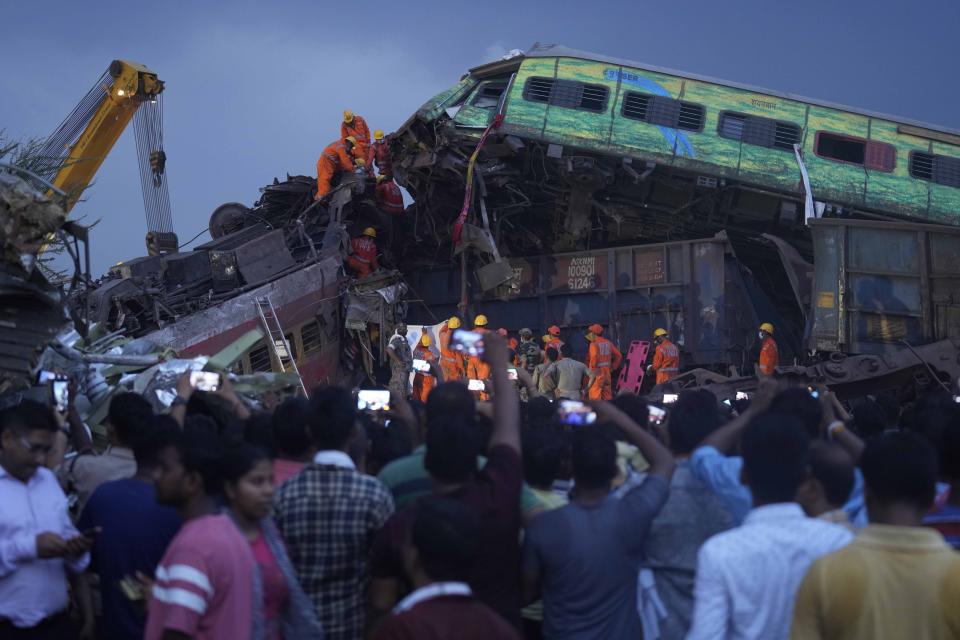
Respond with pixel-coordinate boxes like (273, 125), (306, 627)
(222, 446), (322, 639)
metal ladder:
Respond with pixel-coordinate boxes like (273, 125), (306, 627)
(255, 295), (307, 395)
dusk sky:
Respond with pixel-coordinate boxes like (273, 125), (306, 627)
(3, 0), (959, 275)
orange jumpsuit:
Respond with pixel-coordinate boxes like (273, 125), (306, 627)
(316, 141), (356, 199)
(758, 337), (779, 376)
(651, 339), (680, 385)
(466, 328), (491, 400)
(365, 139), (393, 179)
(412, 344), (437, 403)
(342, 116), (371, 155)
(347, 236), (378, 278)
(587, 336), (623, 400)
(438, 326), (465, 382)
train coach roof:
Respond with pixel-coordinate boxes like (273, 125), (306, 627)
(468, 42), (960, 140)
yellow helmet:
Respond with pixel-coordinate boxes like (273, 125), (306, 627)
(420, 334), (431, 347)
(759, 322), (775, 335)
(542, 335), (551, 343)
(653, 328), (668, 338)
(474, 314), (488, 327)
(343, 109), (354, 124)
(374, 129), (384, 141)
(448, 317), (462, 329)
(362, 227), (377, 238)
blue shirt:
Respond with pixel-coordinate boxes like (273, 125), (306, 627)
(523, 475), (670, 640)
(78, 478), (181, 640)
(689, 445), (867, 527)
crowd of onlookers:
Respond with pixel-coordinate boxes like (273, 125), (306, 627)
(2, 332), (960, 639)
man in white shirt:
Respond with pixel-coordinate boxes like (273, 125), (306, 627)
(687, 414), (852, 640)
(0, 400), (93, 637)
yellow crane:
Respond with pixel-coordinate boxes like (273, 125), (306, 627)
(39, 60), (177, 254)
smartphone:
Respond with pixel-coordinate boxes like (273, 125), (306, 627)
(467, 379), (486, 392)
(807, 386), (820, 399)
(647, 405), (666, 426)
(190, 371), (221, 392)
(412, 359), (431, 373)
(722, 398), (732, 407)
(357, 389), (391, 412)
(736, 391), (749, 401)
(52, 379), (69, 413)
(558, 400), (597, 426)
(954, 396), (960, 404)
(37, 370), (58, 384)
(507, 367), (519, 381)
(119, 576), (145, 602)
(662, 393), (678, 404)
(451, 329), (484, 357)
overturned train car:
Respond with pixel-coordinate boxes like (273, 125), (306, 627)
(391, 43), (960, 392)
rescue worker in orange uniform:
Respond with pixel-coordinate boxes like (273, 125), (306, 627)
(438, 317), (466, 382)
(466, 314), (492, 400)
(365, 129), (393, 180)
(585, 323), (622, 401)
(412, 334), (437, 403)
(756, 322), (779, 377)
(315, 137), (359, 200)
(648, 328), (680, 385)
(341, 110), (371, 154)
(542, 325), (564, 360)
(346, 227), (379, 278)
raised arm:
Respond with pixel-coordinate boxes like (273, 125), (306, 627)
(483, 333), (520, 453)
(592, 402), (675, 481)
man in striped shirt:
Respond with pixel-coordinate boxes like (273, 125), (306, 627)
(145, 425), (255, 640)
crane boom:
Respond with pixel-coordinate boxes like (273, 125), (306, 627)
(39, 60), (177, 253)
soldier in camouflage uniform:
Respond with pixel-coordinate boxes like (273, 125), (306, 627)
(516, 328), (543, 374)
(386, 323), (413, 397)
(515, 328), (542, 401)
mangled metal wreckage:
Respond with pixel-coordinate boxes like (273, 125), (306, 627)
(388, 43), (960, 398)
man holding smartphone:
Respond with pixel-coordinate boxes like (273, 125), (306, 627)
(0, 401), (93, 636)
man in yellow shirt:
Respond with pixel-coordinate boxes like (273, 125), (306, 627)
(791, 432), (960, 640)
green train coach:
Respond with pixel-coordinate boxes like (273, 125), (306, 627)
(414, 43), (960, 225)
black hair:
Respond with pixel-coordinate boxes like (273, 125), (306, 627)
(939, 421), (960, 481)
(243, 412), (275, 456)
(424, 415), (481, 484)
(107, 392), (154, 447)
(571, 427), (617, 491)
(861, 431), (938, 509)
(523, 426), (567, 489)
(545, 347), (559, 362)
(768, 389), (822, 438)
(559, 343), (572, 357)
(610, 394), (650, 431)
(272, 397), (313, 458)
(851, 400), (886, 440)
(667, 390), (722, 454)
(221, 444), (271, 486)
(134, 415), (179, 469)
(808, 441), (855, 507)
(741, 414), (810, 504)
(367, 419), (413, 474)
(307, 386), (357, 450)
(425, 382), (476, 427)
(412, 497), (480, 582)
(172, 417), (225, 495)
(524, 396), (559, 431)
(0, 400), (58, 436)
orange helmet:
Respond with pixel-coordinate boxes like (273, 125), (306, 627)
(588, 323), (604, 335)
(547, 325), (561, 336)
